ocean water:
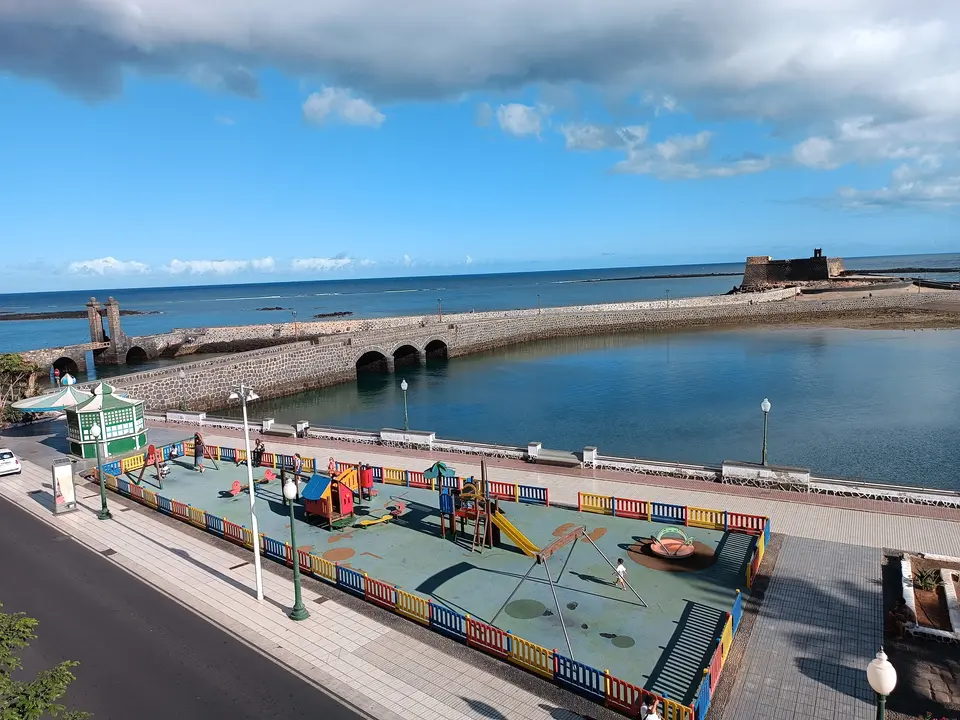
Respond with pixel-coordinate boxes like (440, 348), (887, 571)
(3, 252), (959, 489)
(222, 325), (960, 490)
(1, 252), (956, 353)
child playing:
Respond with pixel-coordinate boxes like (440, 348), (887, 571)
(613, 558), (627, 591)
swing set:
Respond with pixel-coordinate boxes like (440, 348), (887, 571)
(489, 525), (647, 662)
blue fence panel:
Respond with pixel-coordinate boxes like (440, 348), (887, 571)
(518, 485), (548, 505)
(102, 460), (121, 476)
(553, 654), (605, 701)
(439, 491), (454, 516)
(116, 477), (131, 495)
(220, 446), (236, 462)
(263, 536), (287, 561)
(651, 501), (686, 524)
(371, 465), (383, 482)
(157, 495), (173, 514)
(763, 518), (771, 545)
(694, 670), (712, 720)
(429, 603), (467, 640)
(438, 475), (460, 491)
(335, 565), (365, 596)
(731, 591), (743, 633)
(205, 513), (224, 536)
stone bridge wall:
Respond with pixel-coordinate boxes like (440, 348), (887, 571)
(88, 287), (951, 412)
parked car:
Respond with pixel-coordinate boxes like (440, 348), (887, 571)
(0, 449), (22, 476)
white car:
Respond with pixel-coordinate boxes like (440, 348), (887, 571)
(0, 449), (22, 476)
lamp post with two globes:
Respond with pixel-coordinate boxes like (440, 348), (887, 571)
(90, 423), (111, 521)
(228, 384), (264, 603)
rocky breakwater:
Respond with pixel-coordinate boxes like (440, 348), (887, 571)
(93, 288), (955, 412)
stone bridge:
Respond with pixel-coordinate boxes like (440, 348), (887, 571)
(20, 342), (110, 376)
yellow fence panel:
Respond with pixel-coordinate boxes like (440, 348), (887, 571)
(578, 492), (613, 515)
(309, 554), (336, 582)
(302, 457), (315, 474)
(188, 506), (206, 529)
(687, 506), (724, 530)
(396, 590), (431, 626)
(142, 488), (158, 508)
(121, 454), (145, 473)
(508, 636), (553, 679)
(719, 615), (733, 664)
(383, 467), (406, 486)
(662, 699), (694, 720)
(241, 527), (254, 549)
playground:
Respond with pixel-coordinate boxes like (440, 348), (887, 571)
(119, 451), (754, 705)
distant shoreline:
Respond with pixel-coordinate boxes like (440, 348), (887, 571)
(0, 309), (159, 322)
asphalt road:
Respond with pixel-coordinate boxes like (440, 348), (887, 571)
(0, 496), (367, 720)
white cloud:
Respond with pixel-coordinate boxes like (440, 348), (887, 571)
(464, 255), (474, 265)
(215, 115), (235, 125)
(302, 87), (385, 127)
(68, 257), (149, 275)
(164, 257), (275, 275)
(401, 254), (414, 267)
(837, 155), (960, 208)
(290, 255), (357, 271)
(560, 124), (649, 152)
(609, 130), (772, 179)
(793, 137), (839, 169)
(496, 104), (544, 137)
(643, 92), (680, 115)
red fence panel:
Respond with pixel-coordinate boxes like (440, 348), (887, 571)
(363, 576), (397, 610)
(487, 481), (517, 501)
(171, 500), (190, 520)
(726, 512), (765, 534)
(466, 617), (511, 658)
(223, 519), (245, 546)
(614, 497), (649, 519)
(407, 470), (430, 489)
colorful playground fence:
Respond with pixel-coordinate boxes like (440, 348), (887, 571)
(94, 442), (767, 719)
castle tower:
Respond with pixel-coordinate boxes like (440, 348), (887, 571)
(86, 297), (104, 343)
(99, 297), (130, 364)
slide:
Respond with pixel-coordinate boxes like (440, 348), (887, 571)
(490, 510), (540, 558)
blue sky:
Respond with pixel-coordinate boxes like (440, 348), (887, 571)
(1, 2), (958, 292)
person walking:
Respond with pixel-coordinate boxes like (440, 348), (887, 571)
(253, 438), (265, 467)
(193, 432), (205, 474)
(613, 558), (627, 591)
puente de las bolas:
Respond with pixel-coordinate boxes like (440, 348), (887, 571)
(17, 287), (950, 412)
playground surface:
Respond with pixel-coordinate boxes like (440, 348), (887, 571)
(130, 457), (753, 704)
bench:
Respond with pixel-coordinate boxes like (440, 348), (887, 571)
(262, 423), (297, 438)
(527, 448), (581, 467)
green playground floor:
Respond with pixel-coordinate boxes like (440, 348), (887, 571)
(131, 457), (752, 703)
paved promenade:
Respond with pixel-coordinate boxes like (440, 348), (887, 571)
(0, 458), (591, 720)
(5, 422), (957, 720)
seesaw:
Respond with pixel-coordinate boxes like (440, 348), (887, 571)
(355, 501), (406, 529)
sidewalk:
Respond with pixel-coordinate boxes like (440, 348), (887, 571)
(194, 426), (960, 556)
(0, 460), (590, 720)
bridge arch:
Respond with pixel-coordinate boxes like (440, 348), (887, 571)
(52, 356), (81, 378)
(125, 346), (149, 365)
(424, 339), (449, 361)
(392, 344), (421, 368)
(355, 349), (391, 374)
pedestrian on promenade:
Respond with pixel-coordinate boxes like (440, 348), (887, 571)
(886, 597), (916, 639)
(613, 558), (627, 591)
(193, 432), (205, 474)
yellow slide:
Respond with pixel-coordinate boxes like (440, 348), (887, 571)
(491, 510), (540, 558)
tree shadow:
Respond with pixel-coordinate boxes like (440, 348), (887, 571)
(459, 697), (508, 719)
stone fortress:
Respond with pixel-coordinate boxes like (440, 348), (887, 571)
(741, 248), (845, 289)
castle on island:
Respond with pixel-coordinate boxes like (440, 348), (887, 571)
(742, 248), (845, 289)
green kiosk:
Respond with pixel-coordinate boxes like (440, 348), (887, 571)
(66, 382), (147, 460)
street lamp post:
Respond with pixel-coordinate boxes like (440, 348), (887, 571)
(437, 298), (443, 321)
(291, 310), (299, 340)
(282, 479), (310, 621)
(90, 423), (112, 520)
(866, 648), (897, 720)
(760, 397), (771, 466)
(537, 294), (541, 314)
(228, 384), (264, 603)
(400, 379), (409, 431)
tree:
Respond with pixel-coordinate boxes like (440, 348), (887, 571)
(0, 603), (89, 719)
(0, 354), (39, 425)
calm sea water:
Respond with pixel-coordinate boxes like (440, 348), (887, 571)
(222, 326), (960, 490)
(4, 253), (959, 489)
(1, 252), (957, 353)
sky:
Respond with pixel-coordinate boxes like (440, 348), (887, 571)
(1, 1), (959, 292)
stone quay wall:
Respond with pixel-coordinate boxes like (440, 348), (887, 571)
(95, 288), (950, 412)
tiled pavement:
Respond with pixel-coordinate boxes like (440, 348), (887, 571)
(719, 537), (882, 720)
(0, 461), (586, 720)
